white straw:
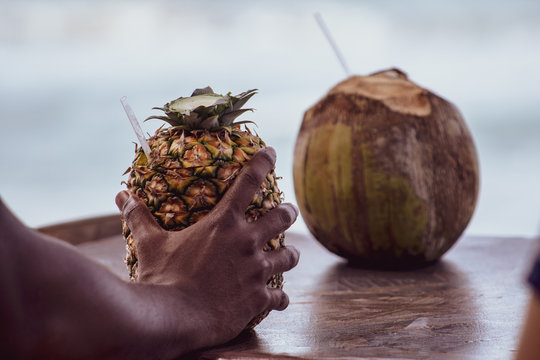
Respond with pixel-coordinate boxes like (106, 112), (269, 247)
(314, 12), (351, 76)
(120, 96), (152, 161)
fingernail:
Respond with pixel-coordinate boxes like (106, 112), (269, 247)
(285, 203), (299, 218)
(115, 191), (130, 210)
(265, 146), (277, 160)
(258, 146), (276, 162)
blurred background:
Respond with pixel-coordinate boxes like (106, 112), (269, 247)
(1, 0), (539, 237)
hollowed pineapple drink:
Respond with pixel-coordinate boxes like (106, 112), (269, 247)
(122, 87), (284, 327)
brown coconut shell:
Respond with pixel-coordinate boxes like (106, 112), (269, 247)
(293, 68), (479, 269)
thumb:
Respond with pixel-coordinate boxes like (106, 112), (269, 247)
(116, 191), (163, 237)
(115, 190), (130, 210)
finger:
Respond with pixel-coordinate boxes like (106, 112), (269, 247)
(115, 190), (130, 210)
(250, 203), (298, 246)
(263, 245), (300, 277)
(117, 191), (163, 237)
(266, 288), (290, 311)
(217, 147), (276, 217)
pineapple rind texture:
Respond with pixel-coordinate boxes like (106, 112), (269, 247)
(122, 125), (284, 329)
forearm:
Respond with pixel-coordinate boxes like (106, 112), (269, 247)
(0, 202), (201, 359)
(0, 147), (301, 358)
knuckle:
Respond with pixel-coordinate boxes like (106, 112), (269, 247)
(122, 198), (138, 221)
(275, 291), (289, 310)
(284, 248), (297, 267)
(262, 258), (272, 272)
(286, 246), (300, 268)
(239, 227), (259, 255)
(242, 169), (262, 187)
(259, 258), (272, 278)
(251, 231), (265, 248)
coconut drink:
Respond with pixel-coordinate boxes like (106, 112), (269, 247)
(293, 69), (479, 269)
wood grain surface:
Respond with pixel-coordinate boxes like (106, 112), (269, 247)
(41, 217), (537, 359)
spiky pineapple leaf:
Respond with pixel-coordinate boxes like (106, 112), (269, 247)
(230, 89), (257, 112)
(220, 108), (254, 126)
(200, 115), (220, 129)
(145, 87), (257, 130)
(234, 120), (257, 127)
(191, 86), (214, 96)
(183, 112), (202, 129)
(145, 115), (181, 127)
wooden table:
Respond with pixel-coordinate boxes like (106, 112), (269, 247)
(40, 215), (538, 360)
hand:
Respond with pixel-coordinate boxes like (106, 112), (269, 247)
(115, 147), (300, 347)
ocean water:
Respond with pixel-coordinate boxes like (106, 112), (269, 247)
(1, 0), (540, 238)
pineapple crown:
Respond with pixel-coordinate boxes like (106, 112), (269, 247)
(145, 87), (257, 130)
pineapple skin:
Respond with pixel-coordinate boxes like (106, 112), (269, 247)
(122, 125), (284, 328)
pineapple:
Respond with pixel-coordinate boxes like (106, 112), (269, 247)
(122, 87), (284, 328)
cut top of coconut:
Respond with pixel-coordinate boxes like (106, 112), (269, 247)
(329, 69), (432, 117)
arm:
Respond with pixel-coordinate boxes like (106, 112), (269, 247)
(516, 254), (540, 360)
(0, 205), (174, 359)
(0, 147), (300, 359)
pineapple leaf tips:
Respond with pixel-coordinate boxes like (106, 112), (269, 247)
(191, 86), (214, 96)
(145, 88), (258, 130)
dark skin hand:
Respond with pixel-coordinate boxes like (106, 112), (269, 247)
(0, 147), (300, 359)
